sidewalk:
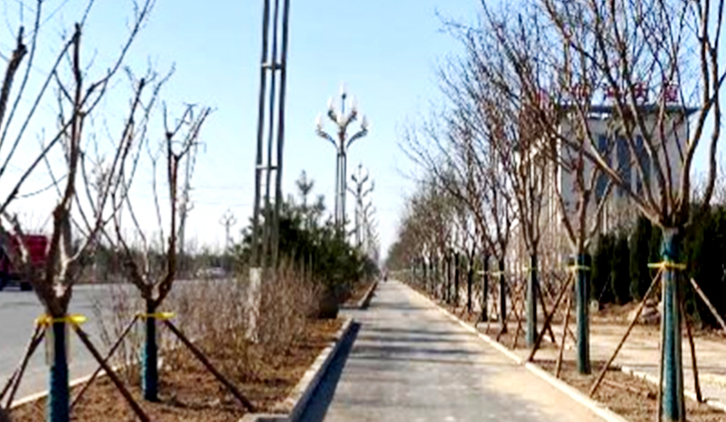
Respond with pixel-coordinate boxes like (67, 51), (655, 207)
(299, 281), (617, 422)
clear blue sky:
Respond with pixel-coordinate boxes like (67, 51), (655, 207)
(0, 0), (478, 255)
(97, 0), (475, 254)
(7, 0), (718, 256)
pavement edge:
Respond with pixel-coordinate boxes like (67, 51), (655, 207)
(241, 316), (356, 422)
(341, 281), (378, 310)
(404, 282), (631, 422)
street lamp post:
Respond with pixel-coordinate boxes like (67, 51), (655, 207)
(316, 84), (368, 235)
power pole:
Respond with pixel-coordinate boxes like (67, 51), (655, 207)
(251, 0), (292, 273)
(219, 209), (237, 251)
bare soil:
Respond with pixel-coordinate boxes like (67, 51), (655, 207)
(343, 281), (375, 306)
(10, 319), (342, 422)
(537, 359), (725, 422)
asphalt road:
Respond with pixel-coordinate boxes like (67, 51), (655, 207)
(301, 281), (610, 422)
(0, 285), (108, 402)
(0, 280), (207, 403)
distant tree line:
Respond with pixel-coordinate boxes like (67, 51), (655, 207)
(592, 209), (726, 327)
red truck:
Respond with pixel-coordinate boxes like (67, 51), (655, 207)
(0, 234), (48, 291)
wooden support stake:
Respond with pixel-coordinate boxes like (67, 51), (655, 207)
(73, 326), (150, 422)
(536, 281), (558, 343)
(510, 282), (525, 349)
(163, 320), (256, 412)
(689, 278), (726, 336)
(681, 297), (703, 403)
(3, 326), (44, 408)
(556, 292), (572, 378)
(527, 280), (571, 362)
(71, 315), (139, 410)
(589, 269), (662, 397)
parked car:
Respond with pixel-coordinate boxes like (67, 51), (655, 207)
(0, 234), (48, 291)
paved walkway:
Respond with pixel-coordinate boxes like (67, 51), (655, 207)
(300, 281), (611, 422)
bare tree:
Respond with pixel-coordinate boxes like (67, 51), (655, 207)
(103, 101), (211, 401)
(466, 0), (725, 419)
(0, 2), (165, 421)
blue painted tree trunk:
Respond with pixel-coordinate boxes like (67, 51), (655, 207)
(576, 254), (591, 374)
(48, 321), (69, 422)
(466, 257), (473, 313)
(422, 259), (428, 291)
(527, 254), (538, 347)
(660, 228), (684, 421)
(481, 255), (489, 322)
(143, 301), (159, 401)
(454, 253), (460, 306)
(499, 259), (507, 333)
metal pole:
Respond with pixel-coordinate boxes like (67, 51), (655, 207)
(660, 228), (684, 421)
(271, 0), (291, 268)
(334, 151), (341, 226)
(250, 0), (272, 268)
(261, 0), (282, 267)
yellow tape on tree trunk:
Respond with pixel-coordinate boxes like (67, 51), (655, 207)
(648, 261), (687, 271)
(136, 312), (176, 320)
(35, 314), (87, 327)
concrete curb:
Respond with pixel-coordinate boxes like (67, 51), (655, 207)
(240, 317), (356, 422)
(341, 281), (378, 310)
(10, 363), (122, 409)
(405, 282), (631, 422)
(620, 365), (726, 414)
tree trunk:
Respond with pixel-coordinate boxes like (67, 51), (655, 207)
(454, 253), (460, 307)
(527, 254), (538, 347)
(48, 321), (70, 422)
(466, 257), (473, 314)
(499, 259), (507, 333)
(660, 228), (684, 421)
(481, 254), (489, 322)
(142, 300), (159, 401)
(576, 253), (591, 374)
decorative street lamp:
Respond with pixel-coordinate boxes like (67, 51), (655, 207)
(316, 84), (369, 234)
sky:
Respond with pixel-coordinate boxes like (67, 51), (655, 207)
(0, 0), (476, 256)
(2, 0), (722, 259)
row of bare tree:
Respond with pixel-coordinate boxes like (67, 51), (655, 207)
(0, 1), (218, 421)
(390, 0), (724, 420)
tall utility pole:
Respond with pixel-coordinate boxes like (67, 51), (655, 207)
(316, 85), (369, 235)
(251, 0), (292, 273)
(348, 164), (374, 249)
(219, 209), (237, 250)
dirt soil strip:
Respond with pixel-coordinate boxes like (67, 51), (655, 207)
(241, 317), (355, 422)
(342, 281), (378, 310)
(9, 318), (344, 422)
